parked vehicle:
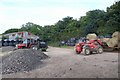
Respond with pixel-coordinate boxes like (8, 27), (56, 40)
(75, 39), (103, 55)
(16, 38), (38, 50)
(59, 41), (66, 46)
(16, 38), (48, 51)
(39, 41), (48, 51)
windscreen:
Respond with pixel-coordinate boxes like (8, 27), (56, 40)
(40, 42), (46, 44)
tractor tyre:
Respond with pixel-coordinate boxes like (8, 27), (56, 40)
(31, 45), (38, 50)
(76, 50), (80, 54)
(97, 47), (103, 54)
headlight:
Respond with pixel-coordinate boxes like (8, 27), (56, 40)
(16, 44), (17, 47)
(16, 44), (18, 48)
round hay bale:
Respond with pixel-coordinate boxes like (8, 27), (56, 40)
(86, 33), (97, 40)
(118, 41), (120, 48)
(112, 31), (120, 40)
(100, 38), (110, 42)
(106, 38), (118, 47)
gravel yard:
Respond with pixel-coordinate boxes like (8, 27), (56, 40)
(0, 47), (48, 75)
(1, 46), (119, 78)
(0, 46), (16, 52)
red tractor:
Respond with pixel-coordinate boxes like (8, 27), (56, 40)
(16, 38), (39, 50)
(75, 39), (103, 55)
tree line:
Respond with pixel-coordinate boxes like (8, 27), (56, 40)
(3, 1), (120, 44)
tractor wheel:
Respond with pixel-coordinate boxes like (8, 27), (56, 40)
(97, 47), (103, 54)
(84, 48), (91, 55)
(31, 46), (38, 50)
(21, 47), (23, 49)
(76, 50), (80, 54)
(44, 49), (46, 52)
(41, 49), (46, 52)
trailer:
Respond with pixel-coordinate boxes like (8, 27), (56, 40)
(1, 31), (39, 47)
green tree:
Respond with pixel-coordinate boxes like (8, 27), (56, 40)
(3, 28), (21, 34)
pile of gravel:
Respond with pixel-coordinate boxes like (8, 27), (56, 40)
(2, 49), (48, 74)
(0, 46), (16, 52)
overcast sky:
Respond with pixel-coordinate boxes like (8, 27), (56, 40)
(0, 0), (117, 34)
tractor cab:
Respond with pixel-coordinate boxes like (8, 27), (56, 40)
(23, 39), (37, 47)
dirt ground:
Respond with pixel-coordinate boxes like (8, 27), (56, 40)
(2, 47), (119, 78)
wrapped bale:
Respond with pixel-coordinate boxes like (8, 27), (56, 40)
(86, 33), (97, 40)
(118, 41), (120, 48)
(106, 38), (118, 47)
(100, 38), (110, 43)
(112, 31), (120, 40)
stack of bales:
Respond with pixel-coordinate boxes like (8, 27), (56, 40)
(106, 31), (120, 48)
(86, 33), (97, 40)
